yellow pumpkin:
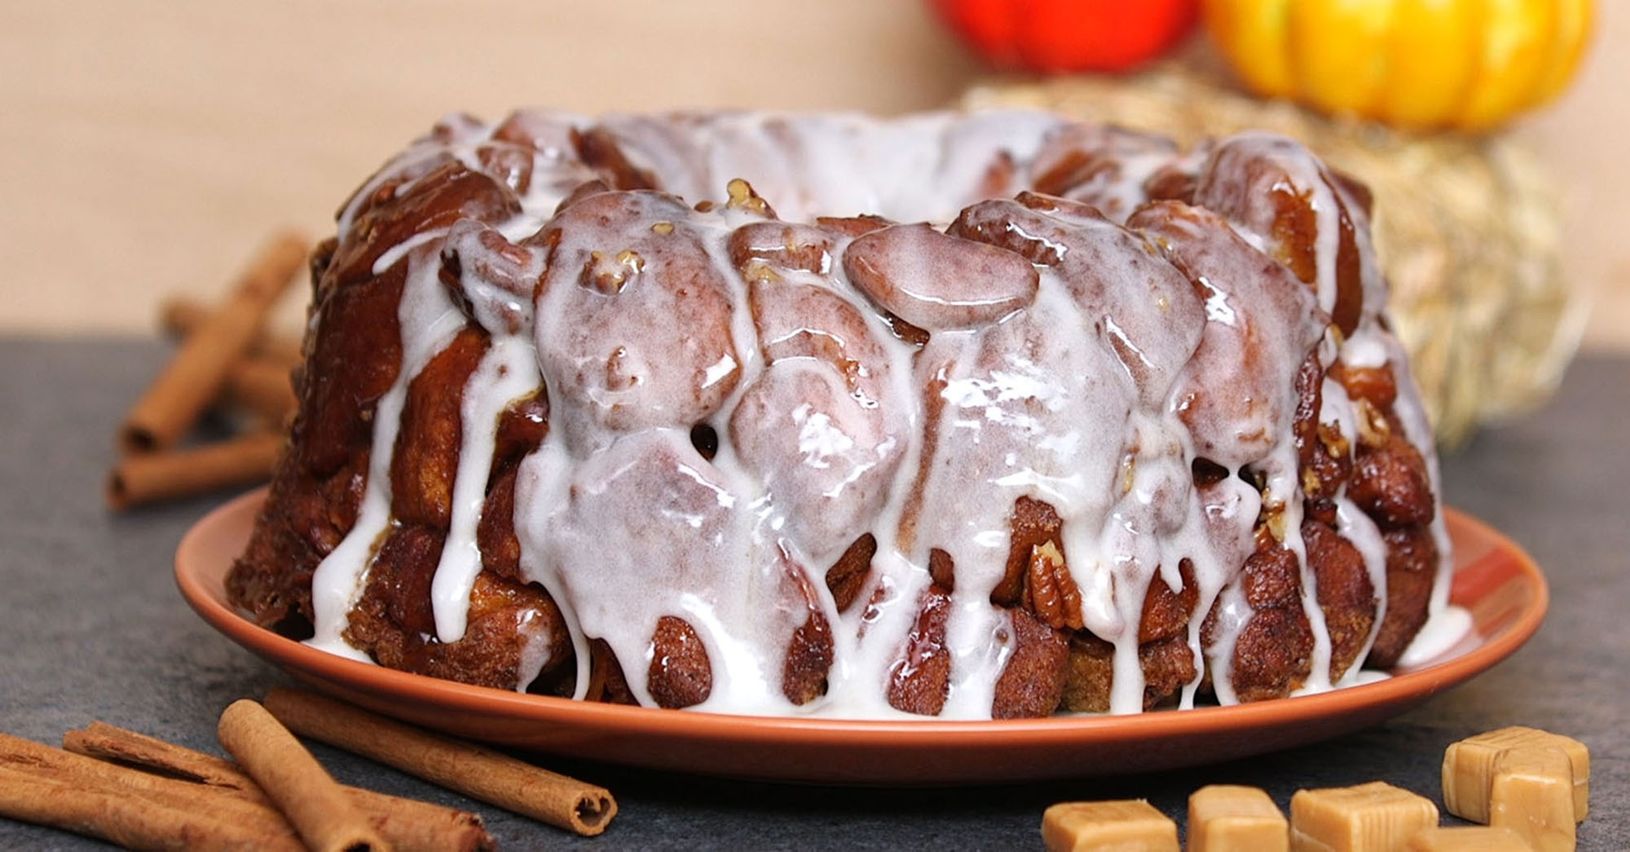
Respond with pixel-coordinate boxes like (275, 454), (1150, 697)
(1203, 0), (1593, 130)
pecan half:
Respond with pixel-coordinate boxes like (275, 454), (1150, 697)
(1024, 541), (1084, 631)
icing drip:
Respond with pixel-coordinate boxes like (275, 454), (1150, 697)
(307, 242), (465, 658)
(1335, 498), (1390, 684)
(1397, 605), (1474, 667)
(292, 110), (1451, 718)
(430, 335), (541, 643)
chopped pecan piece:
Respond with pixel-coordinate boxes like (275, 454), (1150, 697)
(1025, 541), (1085, 631)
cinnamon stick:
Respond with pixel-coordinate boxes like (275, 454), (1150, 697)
(121, 230), (307, 453)
(65, 721), (249, 790)
(265, 688), (618, 837)
(0, 732), (303, 850)
(160, 295), (304, 366)
(106, 431), (283, 511)
(0, 765), (301, 852)
(156, 294), (301, 425)
(3, 731), (275, 823)
(217, 699), (385, 852)
(64, 722), (494, 852)
(162, 300), (300, 425)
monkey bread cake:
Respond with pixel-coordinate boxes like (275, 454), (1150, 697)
(227, 110), (1453, 718)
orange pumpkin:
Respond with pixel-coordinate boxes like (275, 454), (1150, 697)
(1204, 0), (1594, 130)
(933, 0), (1200, 73)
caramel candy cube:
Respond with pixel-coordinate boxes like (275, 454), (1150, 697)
(1442, 726), (1589, 823)
(1042, 799), (1178, 852)
(1491, 747), (1577, 852)
(1289, 781), (1438, 852)
(1405, 826), (1529, 851)
(1188, 784), (1288, 852)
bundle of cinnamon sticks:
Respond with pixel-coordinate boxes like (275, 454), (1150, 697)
(108, 230), (310, 511)
(0, 688), (617, 849)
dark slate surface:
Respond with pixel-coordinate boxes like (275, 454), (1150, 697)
(1, 337), (1624, 850)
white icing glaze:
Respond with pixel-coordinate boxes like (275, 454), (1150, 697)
(430, 334), (541, 643)
(298, 111), (1451, 718)
(1397, 605), (1474, 668)
(307, 240), (464, 659)
(1372, 326), (1456, 617)
(1335, 497), (1390, 685)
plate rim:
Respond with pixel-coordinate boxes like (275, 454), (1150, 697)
(177, 488), (1548, 748)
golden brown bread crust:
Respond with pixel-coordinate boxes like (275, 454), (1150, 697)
(782, 610), (835, 707)
(1199, 140), (1365, 337)
(225, 448), (364, 633)
(779, 555), (837, 707)
(1333, 360), (1439, 669)
(1061, 634), (1199, 713)
(344, 527), (569, 689)
(330, 161), (521, 288)
(886, 584), (954, 716)
(225, 238), (398, 631)
(569, 126), (659, 191)
(992, 608), (1070, 719)
(1366, 525), (1439, 667)
(390, 327), (487, 528)
(1303, 519), (1378, 682)
(1141, 561), (1200, 646)
(1204, 539), (1315, 703)
(477, 393), (551, 583)
(647, 616), (713, 709)
(1349, 431), (1437, 528)
(824, 535), (876, 614)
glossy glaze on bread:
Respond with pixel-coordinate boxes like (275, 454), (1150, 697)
(227, 111), (1451, 718)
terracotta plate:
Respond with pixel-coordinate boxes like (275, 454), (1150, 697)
(177, 490), (1546, 785)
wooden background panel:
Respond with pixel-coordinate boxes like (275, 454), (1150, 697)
(0, 0), (1624, 351)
